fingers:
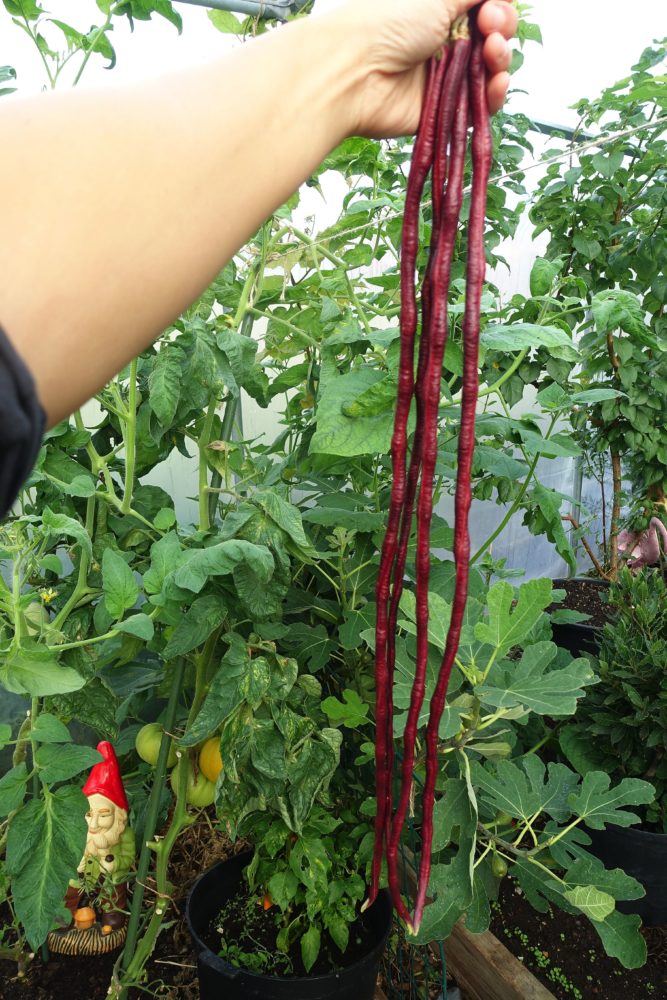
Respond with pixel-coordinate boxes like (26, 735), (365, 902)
(477, 0), (518, 40)
(477, 1), (517, 113)
(484, 31), (512, 75)
(487, 70), (510, 114)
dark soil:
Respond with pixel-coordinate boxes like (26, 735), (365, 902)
(203, 880), (376, 979)
(550, 578), (613, 630)
(490, 877), (667, 1000)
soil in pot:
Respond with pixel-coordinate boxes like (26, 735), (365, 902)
(203, 880), (378, 979)
(490, 877), (667, 1000)
(550, 578), (612, 630)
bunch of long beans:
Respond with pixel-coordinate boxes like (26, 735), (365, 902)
(368, 8), (492, 935)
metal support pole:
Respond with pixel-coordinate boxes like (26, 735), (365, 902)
(171, 0), (309, 20)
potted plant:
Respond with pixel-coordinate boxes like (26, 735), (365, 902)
(557, 567), (667, 925)
(178, 639), (391, 997)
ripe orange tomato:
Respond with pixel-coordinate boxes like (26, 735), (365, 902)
(198, 737), (223, 783)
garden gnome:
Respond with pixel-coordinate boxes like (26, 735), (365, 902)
(48, 741), (136, 956)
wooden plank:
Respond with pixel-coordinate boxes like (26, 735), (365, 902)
(374, 984), (388, 1000)
(397, 853), (555, 1000)
(444, 921), (556, 1000)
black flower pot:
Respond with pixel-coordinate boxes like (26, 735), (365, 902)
(550, 621), (601, 659)
(186, 851), (392, 1000)
(587, 824), (667, 926)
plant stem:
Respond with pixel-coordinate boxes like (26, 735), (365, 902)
(121, 360), (138, 515)
(198, 397), (218, 532)
(561, 514), (609, 580)
(72, 9), (115, 87)
(441, 347), (529, 411)
(52, 497), (96, 632)
(609, 451), (622, 581)
(117, 658), (186, 992)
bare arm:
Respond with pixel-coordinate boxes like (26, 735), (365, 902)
(0, 0), (515, 426)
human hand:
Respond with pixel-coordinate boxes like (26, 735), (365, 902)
(325, 0), (517, 138)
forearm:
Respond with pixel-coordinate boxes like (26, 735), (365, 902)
(0, 14), (361, 425)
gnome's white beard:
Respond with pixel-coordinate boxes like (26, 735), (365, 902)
(84, 811), (127, 859)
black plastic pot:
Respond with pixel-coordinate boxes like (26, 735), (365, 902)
(550, 621), (601, 659)
(186, 851), (392, 1000)
(587, 824), (667, 926)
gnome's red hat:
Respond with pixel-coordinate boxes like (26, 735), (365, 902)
(82, 741), (129, 812)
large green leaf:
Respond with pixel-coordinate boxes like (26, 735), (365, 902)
(515, 855), (647, 969)
(114, 613), (154, 641)
(287, 736), (341, 832)
(254, 491), (314, 554)
(1, 646), (85, 697)
(7, 786), (88, 949)
(567, 772), (655, 829)
(559, 724), (617, 776)
(173, 540), (274, 594)
(0, 764), (29, 817)
(398, 590), (453, 651)
(474, 579), (553, 655)
(280, 623), (336, 672)
(36, 744), (103, 785)
(41, 450), (97, 498)
(482, 324), (579, 361)
(310, 359), (395, 457)
(179, 637), (248, 747)
(42, 508), (92, 559)
(473, 445), (528, 480)
(102, 548), (139, 620)
(149, 346), (184, 427)
(431, 778), (476, 852)
(143, 531), (184, 595)
(48, 679), (119, 740)
(472, 757), (580, 824)
(524, 484), (577, 573)
(412, 852), (472, 944)
(163, 594), (226, 658)
(30, 714), (72, 744)
(477, 643), (596, 717)
(592, 289), (653, 340)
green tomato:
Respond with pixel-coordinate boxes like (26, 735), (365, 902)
(135, 723), (177, 768)
(170, 759), (216, 809)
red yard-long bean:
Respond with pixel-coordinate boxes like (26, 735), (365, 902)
(369, 53), (446, 909)
(370, 6), (492, 935)
(387, 35), (470, 930)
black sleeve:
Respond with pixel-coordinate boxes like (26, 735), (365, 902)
(0, 327), (46, 519)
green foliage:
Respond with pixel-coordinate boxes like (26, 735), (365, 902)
(530, 40), (667, 553)
(559, 569), (667, 830)
(6, 786), (88, 950)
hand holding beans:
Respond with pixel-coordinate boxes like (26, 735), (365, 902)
(330, 0), (518, 138)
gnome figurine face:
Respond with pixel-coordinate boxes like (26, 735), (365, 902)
(48, 741), (136, 956)
(79, 743), (132, 878)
